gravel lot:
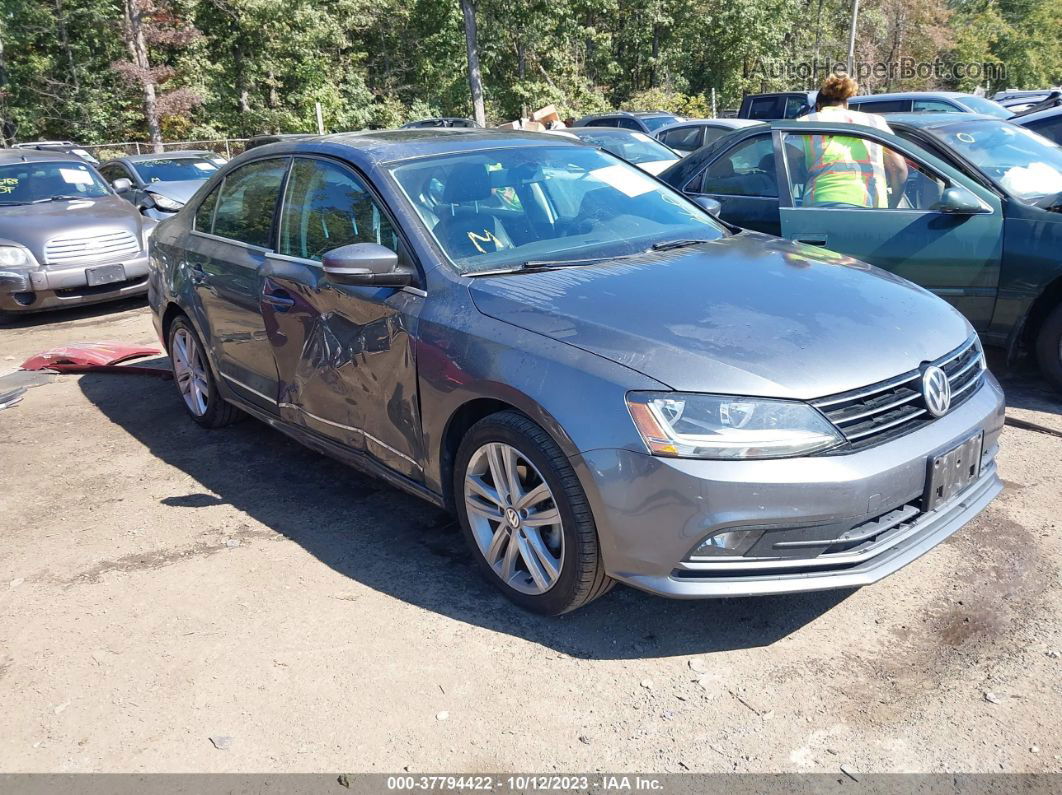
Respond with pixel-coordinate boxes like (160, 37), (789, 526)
(1, 299), (1060, 774)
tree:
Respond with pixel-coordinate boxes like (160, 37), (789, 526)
(460, 0), (486, 125)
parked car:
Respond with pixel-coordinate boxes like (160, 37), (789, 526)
(571, 111), (683, 134)
(738, 92), (815, 120)
(847, 91), (1013, 119)
(560, 127), (680, 174)
(655, 119), (764, 156)
(148, 129), (1003, 614)
(99, 151), (224, 219)
(0, 150), (154, 319)
(1013, 105), (1062, 146)
(658, 113), (1062, 388)
(12, 140), (100, 165)
(401, 117), (480, 129)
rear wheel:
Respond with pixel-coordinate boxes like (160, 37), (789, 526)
(168, 316), (242, 428)
(454, 411), (614, 615)
(1035, 303), (1062, 393)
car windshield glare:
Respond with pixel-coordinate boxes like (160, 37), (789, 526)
(935, 120), (1062, 202)
(955, 96), (1013, 119)
(574, 131), (678, 165)
(389, 146), (724, 273)
(0, 161), (111, 204)
(134, 157), (219, 182)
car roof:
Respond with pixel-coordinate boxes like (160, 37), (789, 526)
(850, 91), (970, 102)
(1013, 105), (1062, 124)
(244, 128), (583, 165)
(566, 127), (656, 138)
(657, 119), (763, 132)
(121, 150), (217, 162)
(879, 111), (1000, 129)
(0, 149), (85, 165)
(577, 110), (677, 120)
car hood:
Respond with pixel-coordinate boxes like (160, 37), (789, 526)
(467, 232), (972, 400)
(143, 179), (205, 205)
(0, 196), (147, 263)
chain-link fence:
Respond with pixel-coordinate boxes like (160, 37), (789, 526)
(78, 138), (251, 162)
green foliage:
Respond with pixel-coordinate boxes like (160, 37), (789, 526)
(0, 0), (1058, 145)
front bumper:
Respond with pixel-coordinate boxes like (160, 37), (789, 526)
(0, 254), (150, 314)
(573, 373), (1005, 598)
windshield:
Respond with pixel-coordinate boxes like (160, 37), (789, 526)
(0, 161), (111, 204)
(954, 96), (1013, 119)
(132, 157), (218, 183)
(932, 120), (1062, 202)
(389, 145), (724, 274)
(639, 115), (679, 132)
(572, 131), (678, 165)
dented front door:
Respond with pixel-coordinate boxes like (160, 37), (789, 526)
(259, 156), (425, 480)
(261, 254), (425, 479)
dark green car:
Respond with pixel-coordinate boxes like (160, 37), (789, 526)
(659, 113), (1062, 389)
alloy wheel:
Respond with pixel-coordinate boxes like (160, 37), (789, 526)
(463, 442), (564, 595)
(172, 327), (210, 417)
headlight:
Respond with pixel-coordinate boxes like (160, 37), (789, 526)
(149, 193), (183, 211)
(626, 392), (843, 459)
(0, 245), (36, 268)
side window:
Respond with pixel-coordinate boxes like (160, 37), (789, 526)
(617, 118), (642, 130)
(586, 118), (617, 128)
(850, 99), (911, 114)
(99, 164), (127, 184)
(912, 99), (960, 113)
(278, 158), (399, 261)
(700, 127), (729, 148)
(662, 126), (703, 153)
(699, 135), (778, 198)
(212, 158), (288, 247)
(194, 185), (220, 231)
(782, 132), (945, 210)
(783, 96), (809, 118)
(747, 97), (782, 119)
(1026, 117), (1062, 146)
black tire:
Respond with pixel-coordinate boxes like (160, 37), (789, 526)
(167, 315), (243, 428)
(1035, 303), (1062, 393)
(453, 410), (615, 615)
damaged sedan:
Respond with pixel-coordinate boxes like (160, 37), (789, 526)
(148, 129), (1004, 614)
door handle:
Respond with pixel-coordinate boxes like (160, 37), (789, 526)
(794, 237), (827, 247)
(188, 261), (206, 284)
(262, 290), (295, 310)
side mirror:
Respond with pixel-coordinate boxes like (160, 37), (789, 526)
(692, 195), (722, 217)
(112, 178), (133, 193)
(933, 186), (986, 214)
(321, 243), (411, 288)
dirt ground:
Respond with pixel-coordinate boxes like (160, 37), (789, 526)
(1, 298), (1060, 775)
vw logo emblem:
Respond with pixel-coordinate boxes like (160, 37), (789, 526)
(922, 365), (952, 417)
(505, 508), (520, 528)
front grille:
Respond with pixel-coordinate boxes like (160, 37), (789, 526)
(44, 229), (141, 265)
(813, 337), (985, 449)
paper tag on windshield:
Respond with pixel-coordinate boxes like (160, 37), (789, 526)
(591, 164), (656, 197)
(60, 168), (93, 186)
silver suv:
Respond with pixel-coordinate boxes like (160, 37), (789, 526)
(0, 150), (154, 318)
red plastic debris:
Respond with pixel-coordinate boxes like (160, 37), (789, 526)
(20, 341), (170, 378)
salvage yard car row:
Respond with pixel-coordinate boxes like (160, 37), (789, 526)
(1, 97), (1059, 614)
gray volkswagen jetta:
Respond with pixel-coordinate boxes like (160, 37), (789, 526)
(0, 150), (155, 318)
(148, 130), (1004, 614)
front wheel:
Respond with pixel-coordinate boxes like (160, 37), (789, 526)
(454, 411), (614, 615)
(1035, 303), (1062, 393)
(168, 316), (242, 428)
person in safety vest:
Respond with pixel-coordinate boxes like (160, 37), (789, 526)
(796, 75), (908, 208)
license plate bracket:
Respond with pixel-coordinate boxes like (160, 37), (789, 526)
(85, 264), (126, 287)
(924, 431), (984, 511)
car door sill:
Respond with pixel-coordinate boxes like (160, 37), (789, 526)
(227, 393), (444, 509)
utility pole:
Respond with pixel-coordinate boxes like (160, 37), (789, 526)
(460, 0), (486, 127)
(846, 0), (860, 76)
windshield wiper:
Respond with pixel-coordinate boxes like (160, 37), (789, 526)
(650, 238), (714, 252)
(31, 194), (87, 204)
